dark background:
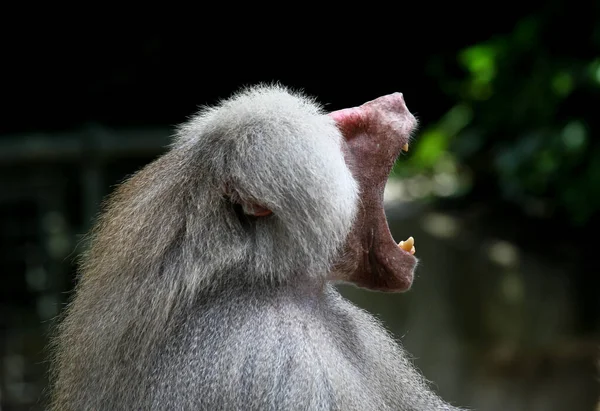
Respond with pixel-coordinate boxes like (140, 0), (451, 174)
(1, 7), (599, 410)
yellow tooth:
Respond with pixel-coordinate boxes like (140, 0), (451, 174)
(398, 236), (415, 252)
(410, 246), (416, 255)
(402, 143), (409, 152)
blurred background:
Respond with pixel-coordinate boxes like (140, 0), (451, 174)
(1, 6), (599, 411)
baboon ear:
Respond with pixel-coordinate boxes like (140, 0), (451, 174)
(223, 182), (273, 217)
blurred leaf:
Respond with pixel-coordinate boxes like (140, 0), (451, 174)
(407, 104), (473, 171)
(459, 45), (498, 84)
(411, 128), (449, 169)
(551, 72), (574, 96)
(401, 11), (598, 226)
(561, 120), (587, 152)
(512, 17), (540, 49)
(467, 82), (494, 100)
(428, 13), (600, 225)
(453, 128), (485, 158)
(439, 104), (474, 136)
(588, 59), (600, 85)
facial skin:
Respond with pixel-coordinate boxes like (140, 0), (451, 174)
(49, 85), (463, 411)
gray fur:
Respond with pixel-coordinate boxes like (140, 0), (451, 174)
(49, 84), (464, 410)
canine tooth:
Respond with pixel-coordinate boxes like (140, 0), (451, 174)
(402, 143), (409, 152)
(398, 236), (415, 252)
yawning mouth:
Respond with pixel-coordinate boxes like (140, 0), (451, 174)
(329, 92), (419, 292)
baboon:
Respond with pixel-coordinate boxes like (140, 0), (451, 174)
(50, 84), (465, 410)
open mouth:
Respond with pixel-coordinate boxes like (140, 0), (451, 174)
(396, 144), (415, 255)
(329, 92), (419, 292)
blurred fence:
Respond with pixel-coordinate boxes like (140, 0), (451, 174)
(0, 126), (170, 411)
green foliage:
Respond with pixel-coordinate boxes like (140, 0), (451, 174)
(399, 12), (600, 226)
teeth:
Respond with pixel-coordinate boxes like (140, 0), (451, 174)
(398, 236), (416, 254)
(402, 143), (409, 152)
